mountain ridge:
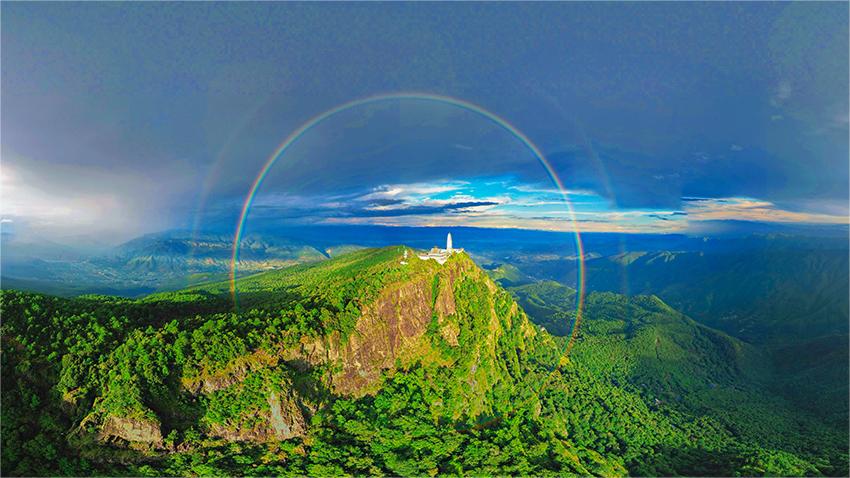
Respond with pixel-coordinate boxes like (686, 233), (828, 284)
(2, 246), (847, 476)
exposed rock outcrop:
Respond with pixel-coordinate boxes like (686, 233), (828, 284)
(98, 415), (163, 445)
(332, 277), (434, 395)
(186, 255), (479, 399)
(207, 387), (307, 442)
(182, 350), (280, 395)
(63, 249), (539, 454)
(267, 389), (308, 440)
(331, 256), (479, 395)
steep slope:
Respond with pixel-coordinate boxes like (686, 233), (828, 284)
(112, 232), (327, 273)
(582, 248), (849, 344)
(3, 248), (602, 475)
(580, 248), (850, 426)
(1, 247), (847, 476)
(508, 280), (576, 336)
(512, 283), (848, 476)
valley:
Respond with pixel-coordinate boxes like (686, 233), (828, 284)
(2, 246), (846, 476)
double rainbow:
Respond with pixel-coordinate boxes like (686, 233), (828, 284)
(230, 92), (587, 357)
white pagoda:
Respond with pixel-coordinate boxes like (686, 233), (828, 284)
(417, 232), (464, 265)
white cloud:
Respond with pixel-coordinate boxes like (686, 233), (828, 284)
(770, 80), (793, 107)
(683, 197), (848, 224)
(509, 184), (598, 197)
(356, 181), (468, 202)
(322, 212), (689, 234)
(241, 181), (849, 236)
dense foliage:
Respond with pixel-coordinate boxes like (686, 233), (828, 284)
(1, 247), (847, 476)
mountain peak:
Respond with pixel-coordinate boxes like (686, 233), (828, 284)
(43, 246), (545, 454)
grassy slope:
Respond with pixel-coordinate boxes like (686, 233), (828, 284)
(508, 280), (577, 336)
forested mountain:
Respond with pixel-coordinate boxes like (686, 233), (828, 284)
(1, 232), (329, 297)
(507, 278), (848, 456)
(2, 247), (846, 476)
(581, 248), (849, 344)
(574, 247), (850, 428)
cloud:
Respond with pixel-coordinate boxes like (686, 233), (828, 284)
(1, 155), (189, 242)
(322, 212), (689, 234)
(508, 183), (599, 197)
(648, 211), (688, 221)
(3, 3), (846, 244)
(230, 177), (691, 233)
(356, 182), (468, 202)
(770, 80), (793, 107)
(226, 175), (850, 237)
(360, 200), (501, 217)
(683, 197), (849, 225)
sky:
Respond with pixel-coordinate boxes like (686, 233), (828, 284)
(2, 3), (848, 244)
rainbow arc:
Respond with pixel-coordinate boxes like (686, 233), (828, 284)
(230, 92), (587, 357)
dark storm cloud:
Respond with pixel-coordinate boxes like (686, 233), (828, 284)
(648, 212), (687, 222)
(2, 2), (846, 240)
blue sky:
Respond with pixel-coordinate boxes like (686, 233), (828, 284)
(2, 3), (847, 242)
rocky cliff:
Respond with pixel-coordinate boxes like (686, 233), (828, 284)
(71, 247), (544, 452)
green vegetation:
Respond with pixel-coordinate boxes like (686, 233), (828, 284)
(1, 247), (847, 476)
(484, 263), (531, 287)
(3, 232), (328, 298)
(508, 280), (577, 335)
(581, 249), (850, 345)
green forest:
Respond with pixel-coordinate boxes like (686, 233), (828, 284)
(2, 247), (847, 476)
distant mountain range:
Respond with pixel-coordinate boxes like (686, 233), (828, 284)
(4, 225), (846, 300)
(1, 231), (338, 296)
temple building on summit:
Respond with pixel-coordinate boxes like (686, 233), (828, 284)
(417, 232), (464, 265)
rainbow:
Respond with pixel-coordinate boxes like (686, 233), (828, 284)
(230, 92), (587, 357)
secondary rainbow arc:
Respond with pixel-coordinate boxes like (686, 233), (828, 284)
(230, 92), (587, 357)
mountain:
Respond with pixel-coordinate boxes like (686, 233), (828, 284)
(482, 262), (533, 287)
(483, 235), (850, 431)
(581, 248), (849, 344)
(483, 234), (849, 346)
(0, 226), (739, 297)
(1, 247), (847, 476)
(1, 232), (329, 297)
(506, 280), (576, 336)
(509, 276), (848, 438)
(578, 246), (850, 426)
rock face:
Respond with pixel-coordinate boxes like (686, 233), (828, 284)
(99, 415), (163, 444)
(77, 250), (522, 449)
(182, 350), (279, 395)
(333, 278), (434, 395)
(331, 259), (470, 395)
(207, 387), (308, 442)
(267, 389), (307, 440)
(186, 255), (479, 403)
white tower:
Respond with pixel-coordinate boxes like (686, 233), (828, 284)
(446, 232), (453, 252)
